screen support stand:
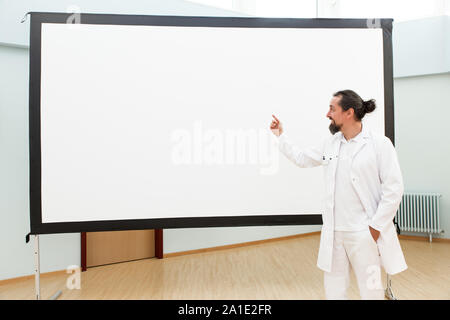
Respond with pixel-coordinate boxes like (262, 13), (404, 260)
(34, 235), (63, 300)
(385, 274), (397, 300)
(34, 235), (40, 300)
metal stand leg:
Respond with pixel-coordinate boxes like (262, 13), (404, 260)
(429, 233), (432, 243)
(33, 235), (63, 300)
(385, 274), (397, 300)
(34, 235), (41, 300)
(49, 290), (63, 300)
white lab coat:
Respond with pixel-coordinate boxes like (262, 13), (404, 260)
(277, 125), (407, 275)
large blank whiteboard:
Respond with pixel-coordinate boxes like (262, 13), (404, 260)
(29, 13), (391, 233)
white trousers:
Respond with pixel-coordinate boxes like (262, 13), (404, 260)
(323, 229), (384, 300)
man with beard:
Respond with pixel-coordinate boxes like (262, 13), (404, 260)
(270, 90), (407, 300)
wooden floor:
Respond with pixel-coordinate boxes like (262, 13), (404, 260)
(1, 234), (449, 300)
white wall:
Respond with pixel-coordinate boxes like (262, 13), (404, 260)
(393, 16), (450, 77)
(394, 73), (450, 239)
(0, 0), (245, 47)
(164, 225), (321, 254)
(392, 15), (450, 240)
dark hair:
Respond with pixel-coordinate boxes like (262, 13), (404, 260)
(333, 89), (376, 121)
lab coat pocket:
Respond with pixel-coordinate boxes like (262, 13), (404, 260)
(367, 227), (378, 244)
(317, 226), (333, 271)
(367, 227), (380, 255)
(377, 223), (408, 274)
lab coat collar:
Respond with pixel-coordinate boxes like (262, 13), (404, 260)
(339, 122), (369, 143)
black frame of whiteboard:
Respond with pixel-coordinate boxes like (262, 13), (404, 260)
(28, 12), (394, 235)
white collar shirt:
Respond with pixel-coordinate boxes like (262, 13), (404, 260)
(333, 129), (369, 231)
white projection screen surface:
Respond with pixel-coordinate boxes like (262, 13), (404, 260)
(29, 13), (394, 234)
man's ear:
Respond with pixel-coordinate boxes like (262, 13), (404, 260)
(346, 108), (355, 119)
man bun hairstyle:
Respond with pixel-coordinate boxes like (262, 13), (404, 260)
(362, 99), (376, 114)
(333, 89), (376, 121)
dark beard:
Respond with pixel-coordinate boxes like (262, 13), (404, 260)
(328, 122), (341, 135)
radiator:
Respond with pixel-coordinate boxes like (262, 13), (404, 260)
(396, 193), (442, 241)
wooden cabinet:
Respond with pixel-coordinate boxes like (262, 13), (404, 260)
(85, 230), (156, 268)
